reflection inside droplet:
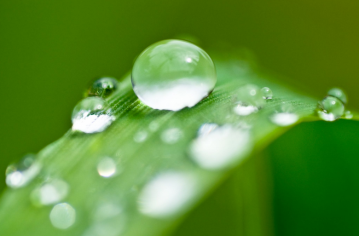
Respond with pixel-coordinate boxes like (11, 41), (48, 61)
(190, 125), (252, 170)
(138, 172), (196, 218)
(97, 157), (117, 178)
(71, 97), (115, 134)
(270, 113), (299, 126)
(50, 203), (76, 230)
(233, 104), (258, 116)
(31, 179), (69, 206)
(197, 123), (218, 136)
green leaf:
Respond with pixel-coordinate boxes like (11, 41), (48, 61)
(0, 52), (352, 236)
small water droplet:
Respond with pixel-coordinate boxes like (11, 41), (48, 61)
(50, 203), (76, 230)
(132, 39), (217, 111)
(161, 128), (183, 144)
(149, 121), (160, 132)
(138, 172), (196, 218)
(197, 123), (218, 136)
(72, 97), (115, 133)
(97, 157), (117, 178)
(232, 84), (265, 116)
(261, 87), (273, 99)
(83, 201), (125, 236)
(317, 96), (345, 122)
(327, 87), (347, 104)
(344, 110), (353, 119)
(133, 131), (148, 143)
(31, 179), (69, 206)
(190, 125), (252, 170)
(5, 154), (41, 189)
(269, 102), (298, 126)
(270, 113), (299, 126)
(87, 77), (118, 98)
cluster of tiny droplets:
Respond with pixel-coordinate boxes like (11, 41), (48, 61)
(5, 38), (353, 234)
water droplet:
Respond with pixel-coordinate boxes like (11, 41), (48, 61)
(261, 87), (273, 99)
(344, 110), (353, 119)
(72, 97), (115, 133)
(133, 131), (148, 143)
(132, 39), (217, 111)
(317, 96), (345, 121)
(190, 125), (252, 170)
(197, 123), (218, 136)
(161, 128), (183, 144)
(5, 154), (41, 189)
(83, 201), (125, 236)
(233, 84), (265, 116)
(87, 77), (118, 98)
(138, 172), (196, 218)
(327, 87), (347, 104)
(97, 157), (117, 178)
(31, 179), (69, 206)
(149, 121), (160, 132)
(270, 113), (299, 126)
(50, 203), (76, 230)
(269, 102), (298, 126)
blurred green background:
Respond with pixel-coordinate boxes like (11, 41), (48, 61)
(1, 0), (359, 235)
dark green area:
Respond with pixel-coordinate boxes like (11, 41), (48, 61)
(269, 120), (359, 236)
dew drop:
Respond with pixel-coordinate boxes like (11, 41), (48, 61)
(344, 110), (353, 119)
(31, 179), (69, 206)
(190, 125), (252, 170)
(72, 97), (115, 133)
(132, 39), (217, 111)
(50, 203), (76, 230)
(83, 201), (125, 236)
(327, 87), (347, 104)
(133, 130), (148, 143)
(261, 87), (273, 99)
(87, 77), (118, 98)
(5, 154), (41, 189)
(269, 102), (298, 126)
(233, 84), (265, 116)
(317, 96), (345, 122)
(97, 157), (117, 178)
(138, 172), (196, 218)
(270, 113), (299, 126)
(148, 121), (160, 132)
(161, 128), (183, 144)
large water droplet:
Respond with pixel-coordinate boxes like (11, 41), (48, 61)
(5, 154), (41, 189)
(232, 84), (265, 116)
(72, 97), (115, 133)
(317, 96), (345, 121)
(138, 172), (196, 218)
(50, 203), (76, 230)
(31, 179), (69, 206)
(87, 77), (118, 98)
(132, 39), (217, 111)
(97, 157), (117, 178)
(161, 128), (183, 144)
(190, 125), (252, 170)
(261, 87), (273, 99)
(327, 87), (347, 104)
